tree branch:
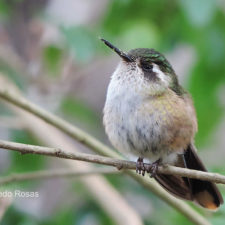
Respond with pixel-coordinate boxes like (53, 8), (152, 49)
(0, 168), (118, 185)
(0, 85), (212, 225)
(0, 140), (224, 185)
(0, 87), (118, 158)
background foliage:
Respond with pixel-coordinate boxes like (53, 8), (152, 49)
(0, 0), (225, 224)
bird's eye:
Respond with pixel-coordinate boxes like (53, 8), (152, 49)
(141, 63), (153, 72)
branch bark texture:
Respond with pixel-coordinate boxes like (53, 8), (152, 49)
(0, 140), (224, 185)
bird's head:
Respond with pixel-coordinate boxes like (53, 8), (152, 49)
(101, 38), (183, 96)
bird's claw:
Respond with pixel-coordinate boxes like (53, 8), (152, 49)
(136, 157), (145, 176)
(145, 159), (161, 178)
(136, 158), (161, 177)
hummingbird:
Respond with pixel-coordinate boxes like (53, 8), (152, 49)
(101, 38), (223, 210)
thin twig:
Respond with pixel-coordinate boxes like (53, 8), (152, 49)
(0, 87), (118, 158)
(0, 140), (224, 185)
(0, 168), (118, 185)
(0, 87), (212, 225)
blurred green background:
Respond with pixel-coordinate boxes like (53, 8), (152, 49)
(0, 0), (225, 224)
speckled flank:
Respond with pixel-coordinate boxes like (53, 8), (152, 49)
(103, 61), (197, 164)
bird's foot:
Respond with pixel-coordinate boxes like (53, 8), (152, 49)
(145, 159), (161, 178)
(136, 157), (145, 176)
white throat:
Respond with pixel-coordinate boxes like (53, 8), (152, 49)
(106, 61), (171, 101)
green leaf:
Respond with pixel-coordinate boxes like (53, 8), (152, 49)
(0, 1), (11, 17)
(43, 45), (63, 76)
(2, 205), (40, 225)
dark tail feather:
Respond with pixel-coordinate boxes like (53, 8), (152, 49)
(155, 144), (223, 209)
(183, 144), (223, 209)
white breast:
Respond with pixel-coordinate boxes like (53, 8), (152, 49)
(103, 63), (169, 162)
(103, 62), (195, 164)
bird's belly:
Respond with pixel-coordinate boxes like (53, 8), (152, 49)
(104, 94), (196, 163)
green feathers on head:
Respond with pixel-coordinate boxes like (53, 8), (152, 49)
(128, 48), (185, 96)
(128, 48), (174, 74)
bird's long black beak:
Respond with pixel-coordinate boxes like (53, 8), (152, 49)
(100, 38), (133, 62)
